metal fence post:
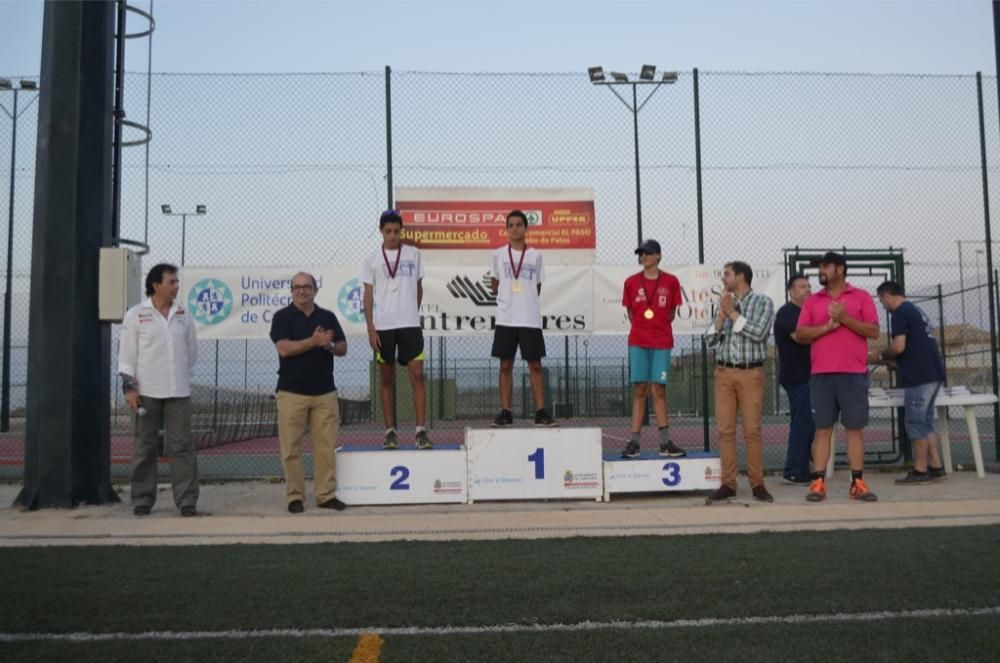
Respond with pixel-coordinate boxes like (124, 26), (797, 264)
(975, 72), (1000, 458)
(694, 67), (710, 452)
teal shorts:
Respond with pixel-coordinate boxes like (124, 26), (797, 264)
(629, 347), (672, 385)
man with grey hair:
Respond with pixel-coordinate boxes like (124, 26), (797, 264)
(269, 271), (348, 513)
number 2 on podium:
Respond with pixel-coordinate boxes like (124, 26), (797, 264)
(527, 448), (544, 479)
(390, 465), (410, 490)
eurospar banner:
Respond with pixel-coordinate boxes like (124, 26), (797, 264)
(180, 188), (784, 339)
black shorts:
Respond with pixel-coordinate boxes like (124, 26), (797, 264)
(377, 327), (425, 366)
(809, 373), (869, 429)
(491, 325), (546, 362)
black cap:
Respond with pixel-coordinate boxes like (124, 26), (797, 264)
(635, 239), (662, 255)
(810, 251), (846, 267)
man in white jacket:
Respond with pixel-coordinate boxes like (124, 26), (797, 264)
(117, 263), (199, 517)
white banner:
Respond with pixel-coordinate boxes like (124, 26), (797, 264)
(179, 264), (787, 339)
(592, 264), (787, 337)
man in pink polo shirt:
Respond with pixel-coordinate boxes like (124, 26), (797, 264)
(794, 252), (881, 503)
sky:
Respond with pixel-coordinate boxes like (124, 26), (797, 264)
(2, 0), (1000, 397)
(0, 0), (996, 76)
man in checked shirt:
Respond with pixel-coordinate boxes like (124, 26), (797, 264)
(704, 261), (776, 504)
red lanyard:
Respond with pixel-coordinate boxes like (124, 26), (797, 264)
(508, 244), (528, 280)
(382, 245), (402, 279)
(641, 272), (663, 308)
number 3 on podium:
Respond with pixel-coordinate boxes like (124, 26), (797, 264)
(662, 462), (681, 487)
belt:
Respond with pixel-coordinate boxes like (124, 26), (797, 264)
(717, 361), (764, 369)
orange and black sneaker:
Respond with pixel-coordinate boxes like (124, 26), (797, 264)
(849, 478), (878, 502)
(806, 477), (826, 502)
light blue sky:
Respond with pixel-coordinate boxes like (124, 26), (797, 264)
(0, 0), (996, 76)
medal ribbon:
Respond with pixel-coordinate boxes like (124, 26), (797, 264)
(641, 272), (664, 313)
(508, 244), (528, 281)
(382, 246), (402, 280)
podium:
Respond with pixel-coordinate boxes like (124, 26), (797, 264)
(602, 451), (722, 501)
(466, 427), (604, 503)
(334, 445), (467, 505)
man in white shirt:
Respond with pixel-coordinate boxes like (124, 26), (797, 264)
(117, 263), (199, 517)
(489, 210), (557, 428)
(361, 210), (433, 450)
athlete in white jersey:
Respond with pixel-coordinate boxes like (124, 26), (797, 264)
(361, 210), (432, 450)
(489, 210), (557, 428)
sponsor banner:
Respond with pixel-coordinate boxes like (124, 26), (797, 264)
(180, 263), (785, 339)
(420, 263), (591, 336)
(395, 187), (596, 252)
(182, 267), (358, 339)
(467, 428), (604, 502)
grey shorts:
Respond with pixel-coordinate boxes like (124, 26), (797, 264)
(809, 373), (869, 429)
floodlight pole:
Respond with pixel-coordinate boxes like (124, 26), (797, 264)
(631, 83), (642, 248)
(591, 75), (671, 250)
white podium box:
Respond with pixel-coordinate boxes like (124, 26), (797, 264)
(466, 427), (603, 503)
(602, 451), (722, 501)
(334, 445), (467, 505)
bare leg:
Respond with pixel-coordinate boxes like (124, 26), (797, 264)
(527, 360), (545, 410)
(379, 364), (395, 429)
(651, 383), (668, 428)
(499, 359), (514, 411)
(407, 360), (426, 427)
(630, 382), (649, 433)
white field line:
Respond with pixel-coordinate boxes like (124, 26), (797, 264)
(2, 606), (999, 643)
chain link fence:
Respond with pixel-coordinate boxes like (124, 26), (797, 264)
(1, 69), (999, 479)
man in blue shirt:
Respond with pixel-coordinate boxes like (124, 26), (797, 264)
(875, 281), (947, 485)
(773, 273), (815, 485)
(270, 272), (348, 513)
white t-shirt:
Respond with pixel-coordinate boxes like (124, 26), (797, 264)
(490, 245), (544, 329)
(360, 244), (424, 330)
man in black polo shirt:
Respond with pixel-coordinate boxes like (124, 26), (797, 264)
(774, 273), (815, 485)
(269, 272), (347, 513)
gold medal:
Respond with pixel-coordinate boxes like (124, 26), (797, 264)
(643, 308), (654, 320)
(512, 280), (523, 293)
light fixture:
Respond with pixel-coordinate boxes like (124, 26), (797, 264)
(587, 66), (605, 83)
(18, 80), (37, 90)
(640, 65), (656, 81)
(161, 204), (172, 214)
(610, 71), (629, 83)
(662, 71), (678, 84)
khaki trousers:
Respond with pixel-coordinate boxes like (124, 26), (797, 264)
(275, 390), (339, 504)
(714, 366), (765, 489)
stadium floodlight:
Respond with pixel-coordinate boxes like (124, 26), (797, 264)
(585, 64), (683, 255)
(19, 80), (38, 90)
(160, 204), (208, 265)
(0, 79), (11, 90)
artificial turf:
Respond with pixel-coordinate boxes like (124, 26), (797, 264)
(1, 525), (998, 661)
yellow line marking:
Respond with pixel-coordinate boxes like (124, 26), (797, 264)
(347, 632), (384, 663)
